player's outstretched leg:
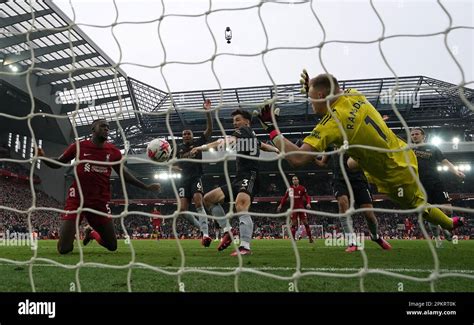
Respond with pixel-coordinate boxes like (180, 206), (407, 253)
(304, 222), (314, 243)
(341, 216), (358, 253)
(57, 219), (76, 255)
(203, 188), (232, 251)
(194, 193), (212, 247)
(290, 224), (297, 241)
(424, 208), (465, 231)
(211, 204), (232, 251)
(182, 213), (201, 229)
(230, 192), (253, 256)
(230, 214), (252, 256)
(336, 195), (358, 252)
(361, 207), (392, 250)
(428, 222), (443, 248)
(443, 228), (453, 242)
(85, 220), (117, 251)
(300, 214), (313, 243)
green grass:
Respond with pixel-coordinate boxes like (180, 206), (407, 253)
(0, 239), (473, 292)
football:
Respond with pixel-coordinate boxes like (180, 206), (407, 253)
(146, 138), (172, 162)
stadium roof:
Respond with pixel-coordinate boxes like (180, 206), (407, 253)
(0, 0), (134, 143)
(122, 75), (474, 149)
(0, 1), (473, 148)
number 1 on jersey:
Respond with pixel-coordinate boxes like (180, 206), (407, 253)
(365, 115), (387, 142)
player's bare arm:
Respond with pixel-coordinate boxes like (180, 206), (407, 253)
(442, 158), (465, 180)
(190, 136), (235, 155)
(37, 148), (71, 169)
(272, 139), (316, 167)
(203, 99), (213, 140)
(314, 154), (329, 167)
(259, 142), (279, 153)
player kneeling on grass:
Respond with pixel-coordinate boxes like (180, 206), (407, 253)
(255, 72), (466, 239)
(191, 109), (279, 256)
(38, 119), (161, 254)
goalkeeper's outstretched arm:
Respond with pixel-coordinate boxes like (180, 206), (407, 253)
(272, 140), (316, 167)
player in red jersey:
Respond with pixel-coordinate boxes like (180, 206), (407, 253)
(151, 207), (163, 240)
(277, 176), (314, 243)
(404, 217), (414, 238)
(38, 119), (161, 254)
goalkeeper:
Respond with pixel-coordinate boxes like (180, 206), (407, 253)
(255, 72), (465, 233)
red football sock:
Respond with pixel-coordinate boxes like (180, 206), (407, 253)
(90, 230), (105, 246)
(291, 225), (297, 239)
(305, 224), (312, 240)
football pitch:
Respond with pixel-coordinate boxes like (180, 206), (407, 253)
(0, 239), (473, 292)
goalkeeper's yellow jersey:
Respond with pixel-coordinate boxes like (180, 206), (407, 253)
(303, 88), (418, 193)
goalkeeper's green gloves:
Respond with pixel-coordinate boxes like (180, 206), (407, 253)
(300, 69), (309, 95)
(254, 104), (281, 141)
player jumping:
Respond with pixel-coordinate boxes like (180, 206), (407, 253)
(191, 109), (279, 256)
(410, 127), (465, 247)
(174, 99), (213, 247)
(255, 72), (465, 236)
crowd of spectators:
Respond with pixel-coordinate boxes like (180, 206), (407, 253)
(0, 161), (34, 178)
(110, 169), (473, 201)
(0, 177), (62, 238)
(1, 161), (472, 241)
(110, 201), (472, 240)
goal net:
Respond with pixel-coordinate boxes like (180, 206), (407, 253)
(0, 0), (473, 296)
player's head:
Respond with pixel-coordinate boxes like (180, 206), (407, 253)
(182, 129), (194, 145)
(410, 127), (425, 144)
(231, 109), (252, 129)
(308, 74), (340, 115)
(292, 176), (299, 186)
(91, 119), (109, 142)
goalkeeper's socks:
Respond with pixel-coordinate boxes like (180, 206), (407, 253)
(424, 208), (453, 230)
(90, 230), (104, 246)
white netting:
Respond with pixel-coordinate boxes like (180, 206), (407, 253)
(0, 0), (473, 293)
